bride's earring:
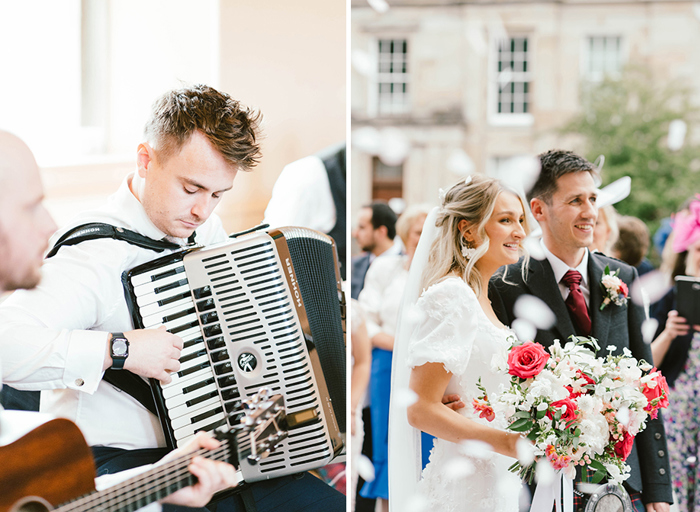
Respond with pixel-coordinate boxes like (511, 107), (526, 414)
(461, 239), (477, 259)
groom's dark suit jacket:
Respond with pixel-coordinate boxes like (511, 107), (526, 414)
(488, 251), (673, 504)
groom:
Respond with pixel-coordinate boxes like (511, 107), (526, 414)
(488, 150), (672, 512)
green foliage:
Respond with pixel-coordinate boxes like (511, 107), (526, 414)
(561, 66), (700, 244)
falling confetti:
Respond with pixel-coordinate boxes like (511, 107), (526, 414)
(356, 454), (376, 481)
(460, 439), (494, 459)
(512, 318), (537, 343)
(514, 295), (556, 330)
(394, 387), (419, 407)
(597, 177), (631, 209)
(352, 126), (381, 155)
(367, 0), (390, 14)
(641, 318), (660, 344)
(687, 456), (697, 464)
(351, 49), (375, 77)
(523, 236), (546, 260)
(630, 271), (672, 307)
(616, 407), (630, 427)
(378, 127), (411, 166)
(498, 156), (541, 198)
(446, 148), (475, 176)
(389, 197), (406, 216)
(667, 119), (687, 151)
(517, 438), (535, 466)
(444, 457), (476, 480)
(405, 493), (430, 512)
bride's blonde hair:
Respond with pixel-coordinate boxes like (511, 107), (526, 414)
(421, 175), (530, 297)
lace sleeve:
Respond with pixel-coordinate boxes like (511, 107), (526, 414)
(406, 278), (478, 376)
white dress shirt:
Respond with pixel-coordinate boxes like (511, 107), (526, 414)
(541, 240), (591, 307)
(263, 155), (336, 233)
(0, 174), (228, 450)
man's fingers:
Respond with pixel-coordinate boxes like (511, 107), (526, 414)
(159, 371), (173, 385)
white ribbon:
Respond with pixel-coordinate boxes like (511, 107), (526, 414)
(530, 470), (574, 512)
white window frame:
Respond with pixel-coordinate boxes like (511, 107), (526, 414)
(488, 34), (534, 127)
(581, 35), (625, 83)
(368, 37), (410, 117)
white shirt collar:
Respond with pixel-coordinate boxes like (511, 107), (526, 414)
(540, 239), (589, 286)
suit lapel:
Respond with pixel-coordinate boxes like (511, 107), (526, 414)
(588, 253), (611, 349)
(526, 258), (576, 342)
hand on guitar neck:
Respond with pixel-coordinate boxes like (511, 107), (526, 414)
(160, 432), (239, 508)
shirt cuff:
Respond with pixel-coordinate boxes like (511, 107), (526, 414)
(64, 330), (109, 393)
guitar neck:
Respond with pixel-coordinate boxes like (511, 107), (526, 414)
(56, 444), (232, 512)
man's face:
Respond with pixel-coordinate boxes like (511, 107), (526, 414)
(0, 138), (57, 291)
(532, 171), (598, 258)
(353, 207), (376, 252)
(137, 131), (237, 239)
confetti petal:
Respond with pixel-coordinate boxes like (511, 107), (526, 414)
(642, 318), (659, 344)
(394, 387), (418, 407)
(687, 456), (697, 464)
(367, 0), (390, 13)
(356, 454), (375, 481)
(446, 148), (475, 176)
(668, 119), (687, 151)
(459, 439), (493, 459)
(630, 271), (672, 307)
(378, 128), (410, 166)
(352, 127), (381, 155)
(405, 493), (430, 512)
(514, 295), (556, 330)
(523, 236), (545, 260)
(444, 457), (476, 480)
(517, 438), (535, 466)
(616, 407), (630, 427)
(351, 49), (375, 78)
(512, 318), (537, 343)
(497, 156), (541, 197)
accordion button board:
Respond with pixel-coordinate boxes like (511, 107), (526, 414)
(124, 229), (345, 482)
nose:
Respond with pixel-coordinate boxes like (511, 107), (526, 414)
(513, 222), (526, 239)
(191, 196), (213, 220)
(583, 198), (597, 219)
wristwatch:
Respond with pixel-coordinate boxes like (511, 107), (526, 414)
(110, 332), (129, 370)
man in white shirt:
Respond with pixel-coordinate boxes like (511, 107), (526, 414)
(0, 129), (238, 511)
(0, 85), (345, 512)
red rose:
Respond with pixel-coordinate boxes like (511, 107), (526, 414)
(643, 370), (670, 419)
(507, 341), (550, 379)
(613, 431), (634, 460)
(546, 398), (579, 426)
(619, 281), (629, 298)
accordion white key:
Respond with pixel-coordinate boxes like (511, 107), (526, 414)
(123, 227), (345, 481)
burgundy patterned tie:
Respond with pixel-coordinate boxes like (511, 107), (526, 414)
(561, 270), (591, 336)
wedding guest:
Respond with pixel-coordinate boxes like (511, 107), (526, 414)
(357, 204), (430, 512)
(590, 204), (618, 255)
(651, 198), (700, 512)
(612, 215), (654, 276)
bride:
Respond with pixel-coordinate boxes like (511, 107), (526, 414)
(388, 175), (530, 512)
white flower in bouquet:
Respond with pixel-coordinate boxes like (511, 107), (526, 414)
(477, 336), (670, 486)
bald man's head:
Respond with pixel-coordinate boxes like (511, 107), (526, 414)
(0, 131), (56, 292)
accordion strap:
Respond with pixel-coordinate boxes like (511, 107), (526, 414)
(46, 222), (196, 258)
(103, 369), (158, 416)
(45, 222), (195, 415)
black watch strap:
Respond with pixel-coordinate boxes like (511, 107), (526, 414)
(110, 332), (129, 370)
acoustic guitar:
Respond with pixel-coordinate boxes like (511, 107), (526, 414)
(1, 390), (286, 512)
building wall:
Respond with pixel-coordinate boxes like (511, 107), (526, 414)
(351, 0), (700, 237)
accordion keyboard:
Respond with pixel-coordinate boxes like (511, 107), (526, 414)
(125, 231), (342, 480)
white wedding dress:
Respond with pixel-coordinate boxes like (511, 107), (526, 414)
(405, 276), (522, 512)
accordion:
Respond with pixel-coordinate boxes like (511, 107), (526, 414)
(122, 227), (345, 481)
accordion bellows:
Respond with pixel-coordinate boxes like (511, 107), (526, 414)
(123, 227), (346, 481)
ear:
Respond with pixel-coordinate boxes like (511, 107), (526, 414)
(530, 198), (546, 222)
(458, 219), (474, 242)
(376, 225), (388, 239)
(136, 143), (153, 178)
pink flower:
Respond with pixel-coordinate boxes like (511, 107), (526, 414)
(613, 431), (634, 460)
(619, 281), (629, 298)
(546, 398), (579, 426)
(507, 342), (550, 379)
(546, 445), (572, 470)
(472, 398), (495, 422)
(642, 369), (670, 420)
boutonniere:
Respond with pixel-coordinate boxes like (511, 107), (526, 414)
(600, 265), (629, 311)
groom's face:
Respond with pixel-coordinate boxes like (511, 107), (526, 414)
(532, 171), (598, 257)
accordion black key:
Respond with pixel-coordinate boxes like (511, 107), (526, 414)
(122, 227), (345, 481)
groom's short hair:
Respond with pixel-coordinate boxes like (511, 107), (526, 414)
(528, 149), (599, 204)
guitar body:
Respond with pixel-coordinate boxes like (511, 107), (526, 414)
(0, 418), (96, 512)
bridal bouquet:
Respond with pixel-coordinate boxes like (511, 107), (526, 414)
(475, 336), (669, 485)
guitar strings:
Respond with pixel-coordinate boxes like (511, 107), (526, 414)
(58, 443), (232, 511)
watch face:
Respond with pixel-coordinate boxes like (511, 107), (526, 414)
(113, 339), (128, 357)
